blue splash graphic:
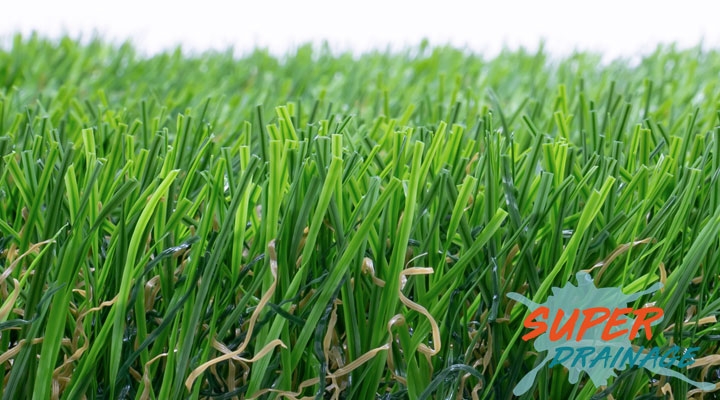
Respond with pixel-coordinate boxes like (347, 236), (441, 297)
(507, 271), (714, 395)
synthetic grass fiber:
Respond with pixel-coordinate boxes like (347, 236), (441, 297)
(1, 34), (720, 399)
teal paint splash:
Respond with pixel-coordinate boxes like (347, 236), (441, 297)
(507, 271), (714, 396)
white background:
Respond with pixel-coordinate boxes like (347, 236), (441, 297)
(1, 0), (719, 60)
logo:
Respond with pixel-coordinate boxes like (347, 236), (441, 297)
(507, 271), (714, 396)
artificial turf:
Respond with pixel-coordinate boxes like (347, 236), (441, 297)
(1, 34), (720, 399)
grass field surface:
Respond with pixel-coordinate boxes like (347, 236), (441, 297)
(1, 34), (720, 399)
